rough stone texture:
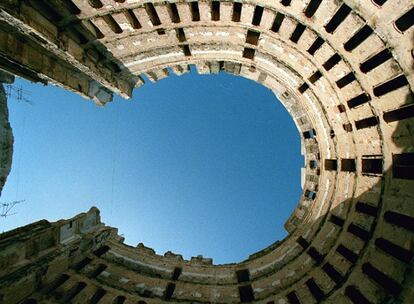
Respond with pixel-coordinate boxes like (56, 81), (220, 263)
(0, 0), (413, 303)
(0, 71), (14, 196)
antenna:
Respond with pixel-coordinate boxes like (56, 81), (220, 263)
(5, 84), (33, 105)
(1, 200), (25, 218)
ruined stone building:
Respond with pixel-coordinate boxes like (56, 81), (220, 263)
(0, 0), (413, 303)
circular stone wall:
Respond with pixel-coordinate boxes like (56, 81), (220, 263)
(0, 0), (413, 303)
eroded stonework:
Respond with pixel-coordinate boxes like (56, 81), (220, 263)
(0, 0), (413, 303)
(0, 71), (14, 196)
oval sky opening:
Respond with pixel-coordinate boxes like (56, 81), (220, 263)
(1, 67), (303, 264)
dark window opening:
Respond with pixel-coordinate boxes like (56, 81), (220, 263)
(144, 3), (161, 26)
(336, 245), (358, 264)
(252, 6), (264, 26)
(384, 211), (414, 232)
(113, 296), (126, 304)
(322, 263), (344, 284)
(307, 37), (324, 55)
(341, 159), (356, 172)
(190, 2), (200, 21)
(362, 263), (402, 296)
(156, 28), (166, 36)
(219, 61), (225, 70)
(372, 0), (387, 6)
(172, 267), (182, 281)
(246, 30), (260, 45)
(305, 190), (316, 200)
(305, 278), (325, 302)
(88, 0), (103, 9)
(286, 291), (300, 304)
(93, 245), (110, 257)
(90, 264), (107, 278)
(298, 82), (309, 93)
(307, 247), (325, 264)
(236, 269), (250, 283)
(360, 49), (392, 73)
(103, 15), (123, 34)
(271, 13), (285, 32)
(344, 25), (373, 51)
(373, 74), (408, 97)
(362, 157), (382, 175)
(90, 288), (107, 304)
(168, 3), (180, 23)
(47, 274), (70, 293)
(107, 62), (121, 74)
(66, 26), (89, 45)
(323, 53), (341, 71)
(243, 48), (255, 59)
(355, 116), (379, 130)
(324, 4), (351, 33)
(296, 236), (310, 249)
(393, 152), (414, 180)
(395, 7), (414, 32)
(384, 104), (414, 123)
(305, 0), (323, 18)
(347, 223), (371, 241)
(310, 160), (318, 169)
(290, 23), (306, 43)
(62, 0), (81, 15)
(375, 238), (413, 263)
(309, 70), (322, 83)
(239, 285), (255, 302)
(73, 257), (92, 271)
(330, 214), (345, 227)
(337, 104), (346, 113)
(303, 128), (316, 139)
(281, 0), (291, 6)
(343, 123), (353, 132)
(176, 28), (186, 42)
(347, 93), (371, 108)
(355, 202), (378, 217)
(164, 283), (176, 300)
(378, 238), (413, 264)
(325, 159), (337, 171)
(125, 10), (142, 29)
(336, 72), (356, 88)
(62, 282), (87, 303)
(182, 45), (191, 57)
(211, 1), (220, 21)
(345, 286), (371, 304)
(232, 2), (242, 22)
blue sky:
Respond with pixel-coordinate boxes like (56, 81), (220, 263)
(0, 67), (303, 264)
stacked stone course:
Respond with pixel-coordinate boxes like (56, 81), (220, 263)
(0, 0), (413, 303)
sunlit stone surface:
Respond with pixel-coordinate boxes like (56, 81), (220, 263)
(0, 0), (413, 303)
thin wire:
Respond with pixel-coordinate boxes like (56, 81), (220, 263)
(14, 99), (28, 200)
